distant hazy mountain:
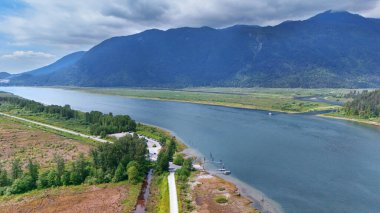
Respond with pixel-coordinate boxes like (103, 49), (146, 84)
(9, 51), (85, 85)
(9, 10), (380, 88)
(0, 72), (11, 79)
(0, 72), (11, 84)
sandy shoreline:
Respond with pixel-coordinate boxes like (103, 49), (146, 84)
(183, 148), (283, 213)
(318, 114), (380, 128)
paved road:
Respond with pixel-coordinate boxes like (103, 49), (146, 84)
(168, 171), (179, 213)
(0, 112), (110, 143)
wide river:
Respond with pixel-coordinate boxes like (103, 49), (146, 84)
(1, 87), (380, 213)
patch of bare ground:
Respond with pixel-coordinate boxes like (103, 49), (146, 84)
(0, 116), (91, 170)
(190, 171), (260, 213)
(0, 184), (130, 213)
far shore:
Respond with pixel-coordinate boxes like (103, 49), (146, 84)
(57, 86), (340, 114)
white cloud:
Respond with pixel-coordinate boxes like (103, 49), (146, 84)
(1, 50), (54, 59)
(0, 51), (56, 73)
(1, 0), (379, 50)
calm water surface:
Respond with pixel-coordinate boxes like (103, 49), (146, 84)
(1, 87), (380, 213)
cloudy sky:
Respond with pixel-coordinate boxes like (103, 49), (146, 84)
(0, 0), (379, 73)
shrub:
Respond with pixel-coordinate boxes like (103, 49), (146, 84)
(37, 170), (50, 189)
(173, 153), (184, 166)
(214, 195), (228, 204)
(0, 186), (8, 195)
(10, 175), (34, 194)
(127, 166), (139, 184)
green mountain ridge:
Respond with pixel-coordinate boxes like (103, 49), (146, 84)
(6, 10), (380, 88)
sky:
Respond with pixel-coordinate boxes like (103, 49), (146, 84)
(0, 0), (379, 73)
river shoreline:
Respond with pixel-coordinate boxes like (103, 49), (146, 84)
(318, 114), (380, 128)
(182, 147), (283, 213)
(141, 123), (283, 213)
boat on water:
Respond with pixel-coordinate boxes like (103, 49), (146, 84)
(223, 170), (231, 175)
(209, 153), (231, 175)
(218, 164), (231, 175)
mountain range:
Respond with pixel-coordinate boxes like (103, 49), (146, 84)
(5, 10), (380, 88)
(0, 72), (11, 79)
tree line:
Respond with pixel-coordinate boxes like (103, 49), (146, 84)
(155, 138), (193, 181)
(0, 96), (136, 136)
(0, 135), (148, 195)
(342, 90), (380, 118)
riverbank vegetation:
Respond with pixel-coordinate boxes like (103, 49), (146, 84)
(136, 124), (186, 151)
(326, 90), (380, 125)
(65, 87), (351, 113)
(0, 96), (136, 137)
(341, 90), (380, 118)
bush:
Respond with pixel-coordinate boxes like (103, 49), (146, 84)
(173, 153), (184, 166)
(62, 171), (71, 186)
(48, 170), (59, 187)
(214, 195), (228, 204)
(0, 186), (8, 196)
(10, 175), (34, 194)
(127, 166), (139, 184)
(37, 170), (50, 189)
(85, 176), (98, 185)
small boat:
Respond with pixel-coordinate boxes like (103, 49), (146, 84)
(223, 170), (231, 175)
(268, 112), (272, 116)
(217, 168), (226, 172)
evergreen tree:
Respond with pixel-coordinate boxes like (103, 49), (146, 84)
(0, 163), (10, 187)
(27, 159), (39, 188)
(11, 159), (22, 180)
(54, 155), (65, 185)
(112, 163), (125, 182)
(156, 148), (169, 173)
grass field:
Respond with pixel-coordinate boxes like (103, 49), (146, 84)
(0, 115), (93, 170)
(0, 181), (141, 213)
(65, 87), (360, 113)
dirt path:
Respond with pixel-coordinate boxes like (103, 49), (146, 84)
(0, 112), (109, 143)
